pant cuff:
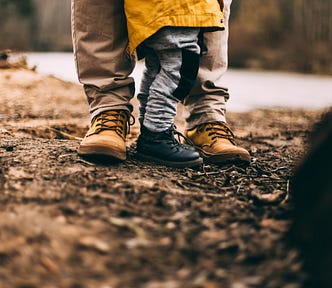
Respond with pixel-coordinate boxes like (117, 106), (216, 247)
(90, 104), (133, 122)
(185, 112), (227, 130)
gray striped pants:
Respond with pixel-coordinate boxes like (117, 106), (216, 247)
(138, 27), (201, 132)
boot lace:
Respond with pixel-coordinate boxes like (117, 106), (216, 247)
(88, 111), (135, 140)
(169, 125), (195, 149)
(202, 122), (236, 145)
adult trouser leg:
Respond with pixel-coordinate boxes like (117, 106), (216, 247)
(184, 0), (232, 129)
(72, 0), (135, 160)
(71, 0), (135, 120)
(183, 0), (250, 165)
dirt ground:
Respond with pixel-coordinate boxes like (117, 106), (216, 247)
(0, 66), (326, 288)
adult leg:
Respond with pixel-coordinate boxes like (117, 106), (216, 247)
(184, 0), (232, 128)
(71, 0), (135, 160)
(71, 0), (135, 119)
(184, 0), (251, 165)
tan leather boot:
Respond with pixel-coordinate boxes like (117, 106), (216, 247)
(185, 122), (250, 165)
(78, 110), (131, 161)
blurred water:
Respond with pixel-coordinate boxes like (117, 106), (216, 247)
(26, 52), (332, 112)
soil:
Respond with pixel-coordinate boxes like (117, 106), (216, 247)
(0, 66), (326, 288)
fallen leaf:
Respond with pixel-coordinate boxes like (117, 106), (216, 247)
(260, 219), (290, 232)
(251, 190), (286, 204)
(78, 236), (111, 253)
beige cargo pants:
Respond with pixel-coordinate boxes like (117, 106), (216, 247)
(71, 0), (232, 129)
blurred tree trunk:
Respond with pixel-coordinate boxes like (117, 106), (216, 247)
(293, 0), (332, 43)
(229, 0), (332, 74)
(32, 0), (72, 51)
(291, 0), (332, 72)
(0, 0), (72, 51)
(0, 0), (36, 50)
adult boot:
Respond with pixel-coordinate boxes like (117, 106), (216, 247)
(185, 122), (250, 165)
(78, 110), (130, 161)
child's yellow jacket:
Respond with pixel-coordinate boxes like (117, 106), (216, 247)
(124, 0), (224, 54)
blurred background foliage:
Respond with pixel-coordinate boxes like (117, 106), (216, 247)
(0, 0), (71, 51)
(230, 0), (332, 74)
(0, 0), (331, 74)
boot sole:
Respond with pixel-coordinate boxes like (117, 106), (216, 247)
(136, 152), (203, 168)
(198, 149), (250, 166)
(78, 144), (126, 161)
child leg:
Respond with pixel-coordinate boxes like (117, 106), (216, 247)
(136, 27), (203, 167)
(137, 49), (160, 126)
(142, 26), (201, 132)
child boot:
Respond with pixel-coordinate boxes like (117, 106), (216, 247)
(136, 125), (203, 168)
